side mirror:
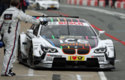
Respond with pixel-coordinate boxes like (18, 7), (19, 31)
(27, 29), (33, 34)
(99, 31), (105, 37)
(41, 21), (48, 25)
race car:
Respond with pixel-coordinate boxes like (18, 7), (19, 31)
(18, 16), (116, 69)
(34, 0), (59, 10)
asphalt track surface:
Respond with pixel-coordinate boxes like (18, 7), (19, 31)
(0, 5), (125, 80)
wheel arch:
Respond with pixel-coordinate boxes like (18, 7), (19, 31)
(102, 39), (115, 58)
(19, 33), (28, 56)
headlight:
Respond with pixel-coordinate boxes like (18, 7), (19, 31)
(94, 47), (107, 53)
(41, 46), (58, 53)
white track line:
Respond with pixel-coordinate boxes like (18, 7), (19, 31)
(76, 74), (82, 80)
(98, 71), (107, 80)
(28, 69), (34, 76)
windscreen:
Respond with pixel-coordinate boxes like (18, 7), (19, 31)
(40, 25), (97, 39)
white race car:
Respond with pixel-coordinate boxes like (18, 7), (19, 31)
(34, 0), (59, 10)
(18, 16), (116, 70)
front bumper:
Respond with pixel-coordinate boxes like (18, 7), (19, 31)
(34, 58), (115, 70)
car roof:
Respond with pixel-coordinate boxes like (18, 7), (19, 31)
(32, 17), (97, 37)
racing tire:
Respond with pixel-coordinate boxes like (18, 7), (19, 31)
(109, 58), (115, 66)
(27, 42), (35, 68)
(109, 48), (116, 66)
(17, 36), (23, 63)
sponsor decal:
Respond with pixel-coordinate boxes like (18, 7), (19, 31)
(4, 14), (12, 20)
(68, 56), (85, 61)
(60, 38), (88, 44)
(60, 38), (89, 49)
(50, 5), (55, 8)
(59, 22), (84, 26)
(48, 22), (86, 26)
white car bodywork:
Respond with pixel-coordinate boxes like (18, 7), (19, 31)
(34, 0), (59, 9)
(29, 0), (35, 4)
(18, 17), (115, 69)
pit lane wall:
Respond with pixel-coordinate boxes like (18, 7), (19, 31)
(59, 0), (125, 9)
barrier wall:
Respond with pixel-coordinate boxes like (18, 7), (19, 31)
(60, 0), (125, 9)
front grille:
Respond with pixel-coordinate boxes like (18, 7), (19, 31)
(78, 49), (90, 55)
(63, 48), (75, 54)
(62, 48), (90, 55)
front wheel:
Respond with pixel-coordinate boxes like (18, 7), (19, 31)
(109, 48), (116, 66)
(27, 43), (35, 68)
(18, 36), (23, 63)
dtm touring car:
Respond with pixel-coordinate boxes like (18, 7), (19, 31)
(18, 16), (116, 69)
(34, 0), (59, 10)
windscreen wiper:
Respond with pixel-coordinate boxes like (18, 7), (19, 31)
(67, 21), (70, 35)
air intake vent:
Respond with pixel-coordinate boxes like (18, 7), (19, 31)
(78, 49), (89, 55)
(63, 48), (75, 54)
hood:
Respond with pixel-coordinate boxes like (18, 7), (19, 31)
(44, 36), (98, 49)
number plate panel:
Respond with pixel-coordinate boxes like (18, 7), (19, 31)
(68, 56), (85, 61)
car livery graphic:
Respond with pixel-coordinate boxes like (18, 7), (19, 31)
(18, 16), (116, 69)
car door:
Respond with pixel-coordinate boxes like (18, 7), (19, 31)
(25, 24), (40, 54)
